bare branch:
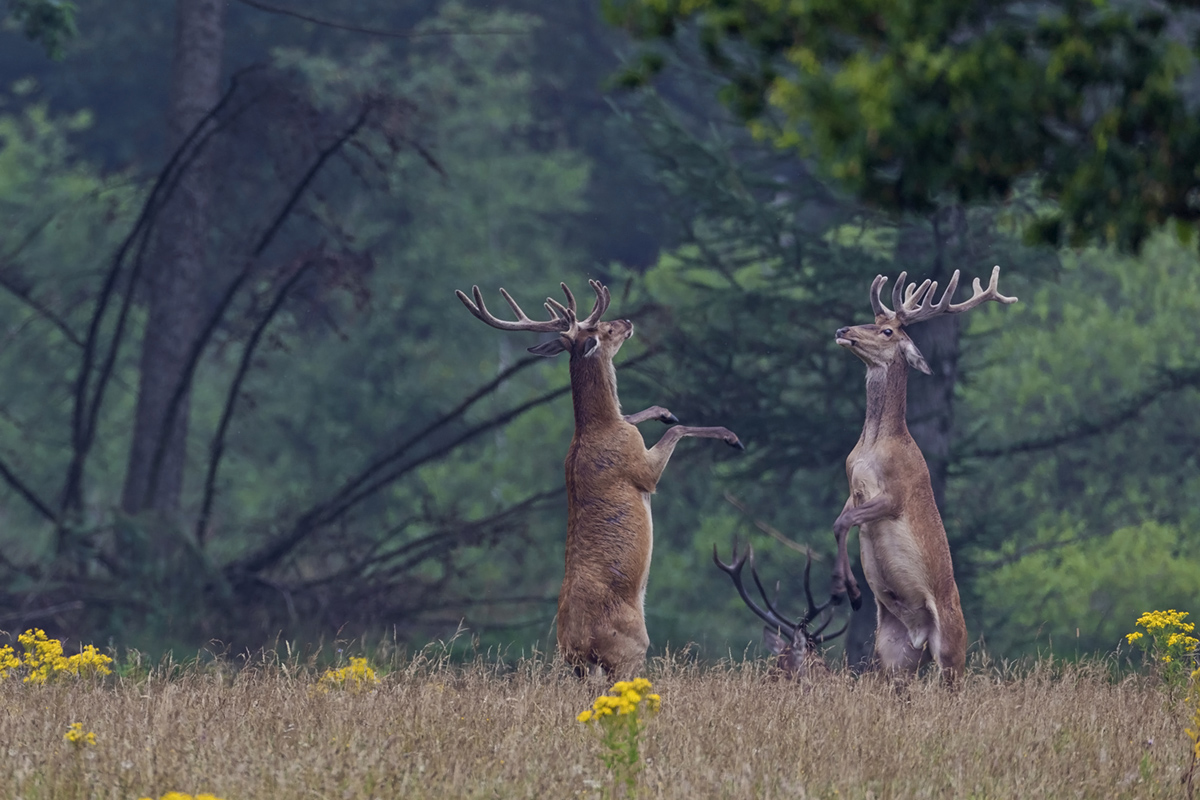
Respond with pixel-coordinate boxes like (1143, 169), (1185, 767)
(722, 491), (812, 555)
(233, 381), (573, 574)
(0, 452), (57, 523)
(0, 262), (84, 347)
(957, 366), (1200, 460)
(60, 66), (266, 517)
(143, 103), (374, 509)
(234, 0), (528, 39)
(195, 252), (319, 545)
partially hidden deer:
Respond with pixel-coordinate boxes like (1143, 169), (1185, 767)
(714, 540), (847, 679)
(456, 279), (744, 679)
(830, 266), (1016, 685)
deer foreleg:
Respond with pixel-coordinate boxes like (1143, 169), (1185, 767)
(623, 406), (679, 425)
(830, 494), (894, 611)
(645, 425), (743, 481)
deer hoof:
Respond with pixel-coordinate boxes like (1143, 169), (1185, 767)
(661, 412), (679, 424)
(728, 436), (745, 451)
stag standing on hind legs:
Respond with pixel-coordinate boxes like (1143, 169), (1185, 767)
(830, 266), (1017, 686)
(456, 279), (744, 680)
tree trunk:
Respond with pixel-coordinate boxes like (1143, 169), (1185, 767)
(121, 0), (226, 519)
(899, 208), (968, 510)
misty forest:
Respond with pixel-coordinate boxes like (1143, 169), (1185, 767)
(1, 0), (1199, 670)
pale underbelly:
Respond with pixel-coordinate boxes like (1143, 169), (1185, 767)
(860, 520), (938, 644)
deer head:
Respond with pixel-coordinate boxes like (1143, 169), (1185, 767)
(455, 279), (632, 361)
(713, 540), (847, 679)
(834, 265), (1017, 374)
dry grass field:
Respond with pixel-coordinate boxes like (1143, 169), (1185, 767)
(0, 646), (1195, 800)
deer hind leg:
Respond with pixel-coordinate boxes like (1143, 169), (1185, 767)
(929, 606), (967, 688)
(594, 606), (651, 681)
(874, 599), (930, 680)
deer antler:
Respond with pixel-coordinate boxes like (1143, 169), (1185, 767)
(712, 541), (797, 637)
(871, 266), (1016, 326)
(713, 540), (848, 644)
(458, 280), (612, 333)
(578, 279), (611, 327)
(455, 285), (574, 332)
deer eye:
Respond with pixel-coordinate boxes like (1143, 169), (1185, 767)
(882, 328), (893, 336)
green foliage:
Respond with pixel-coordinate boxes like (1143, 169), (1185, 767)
(958, 234), (1200, 657)
(6, 0), (76, 59)
(606, 0), (1200, 252)
(978, 523), (1200, 659)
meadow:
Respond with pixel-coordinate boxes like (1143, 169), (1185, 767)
(1, 639), (1196, 800)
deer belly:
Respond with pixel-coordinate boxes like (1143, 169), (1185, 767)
(859, 520), (937, 643)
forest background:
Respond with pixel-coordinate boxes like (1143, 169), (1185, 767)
(0, 0), (1197, 667)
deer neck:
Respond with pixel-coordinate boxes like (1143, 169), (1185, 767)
(569, 354), (622, 428)
(861, 358), (910, 445)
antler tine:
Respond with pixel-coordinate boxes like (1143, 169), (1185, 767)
(869, 274), (892, 318)
(577, 279), (611, 327)
(800, 549), (833, 625)
(544, 301), (574, 325)
(894, 269), (957, 325)
(896, 266), (1017, 326)
(947, 265), (1018, 313)
(890, 271), (909, 316)
(811, 619), (849, 645)
(901, 278), (934, 311)
(712, 542), (796, 636)
(454, 285), (572, 332)
(748, 550), (801, 631)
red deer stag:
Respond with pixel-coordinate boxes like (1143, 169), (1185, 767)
(831, 266), (1016, 685)
(456, 279), (744, 679)
(714, 540), (847, 679)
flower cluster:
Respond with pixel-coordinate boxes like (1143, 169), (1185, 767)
(1127, 610), (1199, 689)
(577, 678), (661, 722)
(0, 629), (113, 684)
(63, 722), (97, 746)
(137, 793), (224, 800)
(317, 657), (379, 692)
(577, 678), (661, 795)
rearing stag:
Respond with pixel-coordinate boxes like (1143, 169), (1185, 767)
(456, 279), (743, 679)
(831, 266), (1016, 685)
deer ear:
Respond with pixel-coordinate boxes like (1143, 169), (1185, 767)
(762, 627), (788, 656)
(901, 339), (932, 375)
(527, 337), (569, 358)
(580, 336), (600, 358)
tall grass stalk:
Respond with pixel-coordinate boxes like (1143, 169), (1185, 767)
(0, 649), (1191, 799)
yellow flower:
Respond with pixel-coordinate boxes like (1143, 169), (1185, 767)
(63, 722), (97, 746)
(577, 710), (593, 722)
(0, 645), (20, 679)
(317, 657), (380, 693)
(645, 693), (661, 714)
(1126, 632), (1143, 643)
